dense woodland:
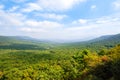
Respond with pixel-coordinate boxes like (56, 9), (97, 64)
(0, 34), (120, 80)
(0, 45), (120, 80)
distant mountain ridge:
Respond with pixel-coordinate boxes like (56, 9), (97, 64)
(0, 33), (120, 50)
(88, 34), (120, 43)
(0, 36), (55, 50)
(88, 35), (112, 43)
(57, 33), (120, 51)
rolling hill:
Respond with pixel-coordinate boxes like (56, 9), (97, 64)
(58, 33), (120, 51)
(0, 33), (120, 50)
(0, 36), (55, 50)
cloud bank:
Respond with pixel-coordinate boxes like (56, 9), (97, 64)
(0, 0), (120, 42)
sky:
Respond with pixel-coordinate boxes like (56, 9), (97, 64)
(0, 0), (120, 42)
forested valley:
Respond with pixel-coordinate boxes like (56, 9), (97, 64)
(0, 34), (120, 80)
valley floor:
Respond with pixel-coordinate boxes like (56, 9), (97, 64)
(0, 45), (120, 80)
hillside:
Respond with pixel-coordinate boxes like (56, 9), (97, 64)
(0, 33), (120, 50)
(0, 36), (55, 50)
(88, 33), (120, 49)
(58, 33), (120, 51)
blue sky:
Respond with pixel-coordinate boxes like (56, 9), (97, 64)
(0, 0), (120, 41)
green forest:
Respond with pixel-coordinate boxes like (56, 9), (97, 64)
(0, 45), (120, 80)
(0, 34), (120, 80)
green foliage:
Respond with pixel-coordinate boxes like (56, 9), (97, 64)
(82, 45), (120, 80)
(0, 44), (120, 80)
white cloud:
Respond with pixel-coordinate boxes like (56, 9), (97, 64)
(0, 8), (63, 32)
(19, 15), (120, 41)
(72, 19), (88, 25)
(0, 10), (25, 27)
(0, 3), (120, 41)
(91, 5), (96, 10)
(11, 0), (27, 3)
(95, 16), (120, 24)
(21, 27), (47, 33)
(22, 3), (42, 12)
(0, 5), (4, 9)
(8, 6), (19, 12)
(36, 13), (67, 20)
(21, 0), (86, 12)
(113, 0), (120, 10)
(63, 20), (120, 41)
(25, 20), (63, 29)
(78, 19), (88, 24)
(38, 0), (86, 11)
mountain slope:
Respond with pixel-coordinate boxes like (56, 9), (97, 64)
(88, 33), (120, 43)
(0, 33), (120, 50)
(58, 33), (120, 51)
(0, 36), (55, 50)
